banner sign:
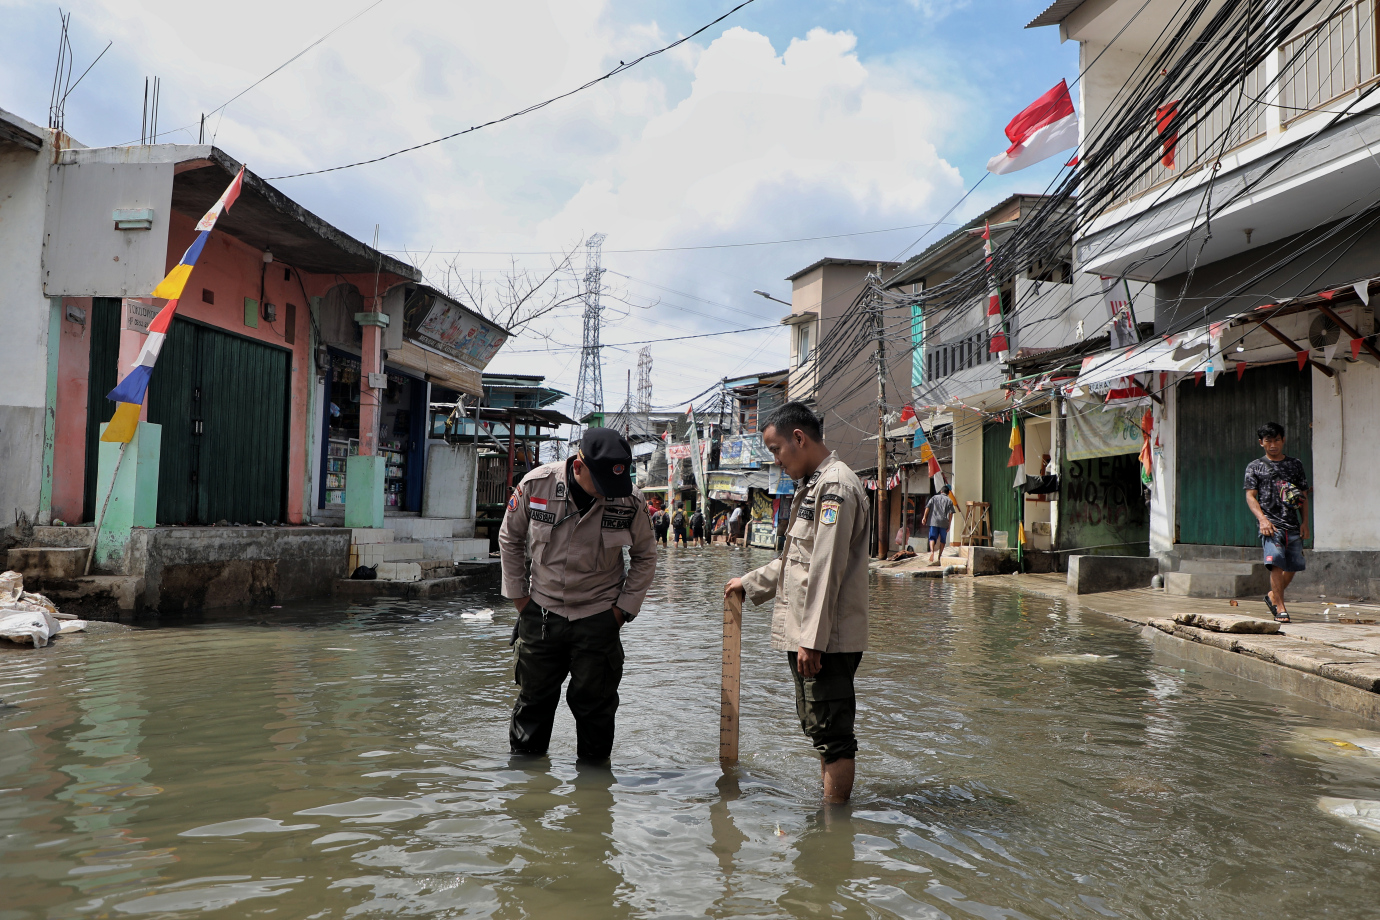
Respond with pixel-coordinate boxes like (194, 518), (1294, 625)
(1066, 400), (1145, 460)
(767, 464), (795, 496)
(667, 443), (692, 460)
(719, 434), (766, 468)
(404, 289), (509, 370)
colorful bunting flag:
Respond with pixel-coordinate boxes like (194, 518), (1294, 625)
(1297, 350), (1309, 371)
(1236, 360), (1247, 381)
(983, 223), (1008, 355)
(102, 166), (246, 443)
(1156, 101), (1180, 168)
(1007, 414), (1024, 468)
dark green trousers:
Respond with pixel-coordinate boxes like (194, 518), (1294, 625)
(510, 604), (625, 761)
(787, 650), (862, 763)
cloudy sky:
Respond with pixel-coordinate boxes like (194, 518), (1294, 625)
(1, 0), (1076, 413)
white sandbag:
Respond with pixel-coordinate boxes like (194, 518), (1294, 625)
(58, 619), (87, 634)
(0, 571), (23, 604)
(0, 603), (60, 647)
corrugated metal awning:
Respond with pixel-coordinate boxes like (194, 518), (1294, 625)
(1027, 0), (1086, 28)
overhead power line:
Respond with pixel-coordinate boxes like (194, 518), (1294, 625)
(268, 0), (760, 180)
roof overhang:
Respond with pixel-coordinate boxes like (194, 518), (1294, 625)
(0, 106), (44, 152)
(1027, 0), (1087, 29)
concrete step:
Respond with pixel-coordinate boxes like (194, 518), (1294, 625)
(1165, 565), (1270, 599)
(6, 547), (89, 584)
(43, 576), (144, 616)
(350, 528), (395, 545)
(30, 526), (93, 548)
(452, 538), (489, 563)
(1177, 560), (1263, 576)
(386, 517), (460, 541)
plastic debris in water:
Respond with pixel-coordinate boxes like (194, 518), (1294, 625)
(461, 609), (494, 620)
(774, 823), (786, 837)
(1318, 797), (1380, 835)
(1036, 654), (1119, 665)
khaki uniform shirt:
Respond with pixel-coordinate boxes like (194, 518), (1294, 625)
(740, 451), (869, 653)
(499, 460), (657, 620)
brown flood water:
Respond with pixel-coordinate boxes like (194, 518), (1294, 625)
(4, 545), (1380, 919)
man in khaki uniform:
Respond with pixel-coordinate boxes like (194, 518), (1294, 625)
(500, 428), (657, 763)
(726, 402), (870, 802)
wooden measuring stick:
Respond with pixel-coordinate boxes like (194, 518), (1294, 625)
(720, 590), (743, 766)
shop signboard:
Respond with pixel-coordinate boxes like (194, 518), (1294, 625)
(767, 464), (795, 495)
(403, 290), (509, 371)
(707, 471), (747, 500)
(719, 434), (766, 468)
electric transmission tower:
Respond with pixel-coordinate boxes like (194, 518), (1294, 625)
(569, 233), (607, 447)
(636, 347), (652, 438)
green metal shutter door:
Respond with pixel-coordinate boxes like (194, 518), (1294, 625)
(147, 318), (200, 524)
(83, 298), (123, 522)
(1175, 362), (1312, 546)
(199, 329), (288, 523)
(147, 319), (289, 524)
(982, 422), (1022, 540)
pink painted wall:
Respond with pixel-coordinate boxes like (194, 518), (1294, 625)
(160, 209), (411, 523)
(52, 297), (93, 523)
(49, 203), (412, 526)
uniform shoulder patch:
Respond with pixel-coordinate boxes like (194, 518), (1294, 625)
(555, 480), (567, 499)
(819, 492), (844, 504)
(820, 498), (840, 525)
(507, 485), (522, 512)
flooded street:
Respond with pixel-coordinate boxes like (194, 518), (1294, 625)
(5, 546), (1380, 919)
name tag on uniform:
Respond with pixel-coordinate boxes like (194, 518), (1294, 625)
(602, 506), (635, 530)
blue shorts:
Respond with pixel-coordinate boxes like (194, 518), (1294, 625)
(928, 525), (949, 542)
(1263, 533), (1305, 572)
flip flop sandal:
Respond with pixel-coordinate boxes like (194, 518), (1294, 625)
(1264, 594), (1290, 622)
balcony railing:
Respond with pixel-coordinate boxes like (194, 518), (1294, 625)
(1104, 0), (1380, 211)
(1281, 0), (1378, 125)
(1109, 58), (1269, 208)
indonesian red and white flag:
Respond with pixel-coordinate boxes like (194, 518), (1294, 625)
(987, 80), (1080, 175)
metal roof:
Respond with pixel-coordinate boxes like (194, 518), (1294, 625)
(1027, 0), (1087, 28)
(785, 257), (898, 282)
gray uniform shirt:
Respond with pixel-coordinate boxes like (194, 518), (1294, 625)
(499, 460), (657, 620)
(740, 452), (870, 653)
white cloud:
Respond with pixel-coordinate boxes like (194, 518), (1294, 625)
(2, 0), (967, 407)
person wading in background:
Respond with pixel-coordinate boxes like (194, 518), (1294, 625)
(499, 428), (657, 764)
(652, 503), (670, 546)
(1244, 421), (1311, 623)
(689, 507), (706, 547)
(921, 485), (956, 566)
(672, 503), (688, 546)
(725, 402), (870, 803)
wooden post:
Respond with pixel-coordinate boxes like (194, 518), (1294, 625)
(720, 590), (743, 767)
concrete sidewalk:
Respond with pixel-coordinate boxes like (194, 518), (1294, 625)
(984, 572), (1380, 722)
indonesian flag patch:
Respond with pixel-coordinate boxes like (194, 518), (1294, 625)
(528, 497), (548, 513)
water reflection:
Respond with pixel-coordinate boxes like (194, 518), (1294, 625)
(2, 549), (1380, 918)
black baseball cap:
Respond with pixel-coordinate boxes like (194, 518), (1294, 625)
(579, 428), (634, 497)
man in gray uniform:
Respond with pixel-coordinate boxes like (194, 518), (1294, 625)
(725, 402), (870, 802)
(499, 428), (657, 763)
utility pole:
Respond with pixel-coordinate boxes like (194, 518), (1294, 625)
(569, 232), (607, 448)
(872, 271), (888, 560)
